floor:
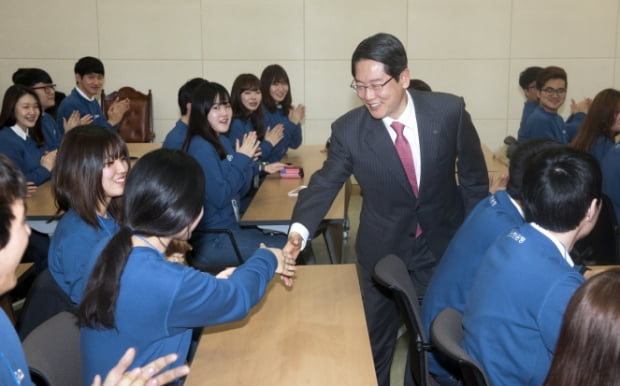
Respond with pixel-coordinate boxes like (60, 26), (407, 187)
(310, 189), (408, 386)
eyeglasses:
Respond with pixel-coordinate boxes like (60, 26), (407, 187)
(541, 87), (566, 96)
(350, 77), (394, 95)
(31, 84), (56, 93)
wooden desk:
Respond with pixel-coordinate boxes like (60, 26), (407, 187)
(240, 145), (347, 264)
(26, 142), (162, 220)
(184, 264), (377, 386)
(240, 145), (346, 226)
(0, 263), (34, 325)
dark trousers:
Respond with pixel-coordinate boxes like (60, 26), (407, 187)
(359, 236), (438, 386)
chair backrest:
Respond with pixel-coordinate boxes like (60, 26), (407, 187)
(373, 254), (435, 386)
(187, 228), (244, 275)
(430, 308), (489, 386)
(572, 193), (620, 265)
(22, 311), (82, 386)
(101, 86), (154, 143)
(17, 269), (74, 340)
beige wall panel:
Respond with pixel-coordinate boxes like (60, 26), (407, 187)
(408, 0), (511, 59)
(305, 61), (361, 120)
(474, 119), (509, 150)
(154, 119), (178, 143)
(409, 59), (509, 120)
(303, 119), (334, 146)
(98, 0), (202, 59)
(102, 60), (204, 124)
(511, 0), (618, 58)
(0, 0), (98, 59)
(201, 0), (304, 60)
(305, 0), (408, 60)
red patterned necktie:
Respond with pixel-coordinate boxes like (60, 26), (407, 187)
(391, 121), (422, 237)
(391, 121), (419, 196)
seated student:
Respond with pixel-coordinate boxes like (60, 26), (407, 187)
(421, 138), (563, 382)
(571, 88), (620, 163)
(544, 268), (620, 386)
(0, 85), (56, 186)
(461, 147), (601, 385)
(229, 73), (285, 165)
(518, 66), (590, 143)
(0, 153), (190, 386)
(260, 64), (304, 162)
(48, 125), (128, 303)
(12, 68), (87, 150)
(228, 73), (287, 210)
(601, 143), (620, 221)
(56, 56), (130, 130)
(183, 82), (287, 266)
(518, 66), (543, 133)
(162, 77), (210, 150)
(77, 149), (296, 384)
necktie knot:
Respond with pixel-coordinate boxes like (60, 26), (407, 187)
(390, 121), (405, 136)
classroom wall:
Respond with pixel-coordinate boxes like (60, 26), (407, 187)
(0, 0), (618, 150)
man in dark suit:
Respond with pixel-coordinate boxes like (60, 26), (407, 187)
(284, 33), (489, 385)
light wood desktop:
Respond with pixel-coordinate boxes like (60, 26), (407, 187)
(184, 264), (377, 386)
(240, 145), (346, 226)
(26, 142), (162, 220)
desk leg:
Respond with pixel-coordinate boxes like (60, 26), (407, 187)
(323, 223), (344, 264)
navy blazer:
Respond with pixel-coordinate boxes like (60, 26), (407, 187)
(292, 90), (489, 271)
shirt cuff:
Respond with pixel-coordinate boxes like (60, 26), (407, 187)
(289, 222), (309, 250)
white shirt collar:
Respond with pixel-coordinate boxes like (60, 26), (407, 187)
(382, 90), (416, 129)
(10, 125), (28, 141)
(507, 194), (525, 219)
(75, 86), (95, 102)
(530, 222), (574, 267)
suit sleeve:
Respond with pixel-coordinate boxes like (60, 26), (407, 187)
(291, 120), (352, 237)
(454, 98), (489, 213)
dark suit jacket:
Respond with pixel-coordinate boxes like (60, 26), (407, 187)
(292, 90), (489, 272)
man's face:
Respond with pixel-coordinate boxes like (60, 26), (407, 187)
(537, 78), (567, 114)
(75, 72), (104, 99)
(0, 199), (30, 295)
(352, 59), (410, 120)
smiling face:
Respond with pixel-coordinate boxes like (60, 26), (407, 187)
(269, 81), (289, 104)
(14, 94), (40, 131)
(99, 158), (128, 214)
(241, 89), (262, 112)
(353, 59), (410, 120)
(538, 78), (567, 114)
(0, 199), (30, 294)
(208, 96), (232, 135)
(76, 72), (104, 99)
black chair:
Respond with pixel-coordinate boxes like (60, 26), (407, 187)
(373, 254), (437, 386)
(17, 269), (74, 340)
(22, 311), (82, 386)
(187, 228), (244, 275)
(430, 308), (489, 386)
(572, 193), (620, 266)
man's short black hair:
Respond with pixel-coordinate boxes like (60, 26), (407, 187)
(74, 56), (105, 76)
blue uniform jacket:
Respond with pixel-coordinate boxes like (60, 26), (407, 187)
(462, 224), (584, 385)
(48, 209), (119, 303)
(80, 245), (277, 384)
(186, 135), (253, 230)
(261, 105), (302, 162)
(56, 88), (113, 130)
(421, 190), (523, 376)
(0, 127), (50, 185)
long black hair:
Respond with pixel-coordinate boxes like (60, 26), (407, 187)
(77, 149), (205, 329)
(182, 82), (230, 159)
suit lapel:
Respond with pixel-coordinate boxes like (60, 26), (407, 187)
(363, 115), (416, 198)
(411, 91), (442, 196)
